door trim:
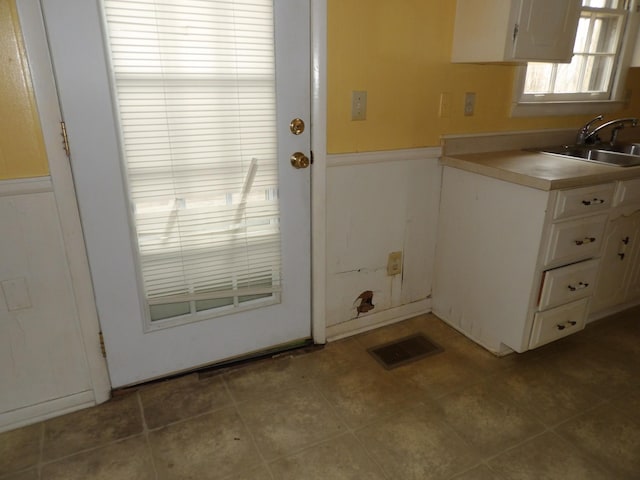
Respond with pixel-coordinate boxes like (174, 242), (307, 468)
(311, 0), (327, 344)
(16, 0), (111, 402)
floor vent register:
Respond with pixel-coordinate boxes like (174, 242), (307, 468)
(367, 333), (444, 370)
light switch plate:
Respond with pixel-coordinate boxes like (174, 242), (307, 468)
(1, 277), (32, 311)
(439, 92), (451, 118)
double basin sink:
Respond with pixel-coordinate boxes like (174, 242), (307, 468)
(531, 142), (640, 167)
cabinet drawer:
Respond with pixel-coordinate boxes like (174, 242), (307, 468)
(544, 214), (608, 267)
(553, 184), (615, 220)
(529, 298), (588, 349)
(614, 178), (640, 207)
(538, 259), (599, 310)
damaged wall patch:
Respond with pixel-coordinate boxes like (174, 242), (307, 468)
(355, 290), (375, 316)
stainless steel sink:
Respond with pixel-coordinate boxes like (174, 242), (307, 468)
(605, 143), (640, 156)
(530, 143), (640, 167)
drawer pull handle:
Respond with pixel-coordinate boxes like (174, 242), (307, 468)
(567, 282), (589, 291)
(556, 320), (578, 331)
(618, 237), (631, 260)
(574, 237), (596, 246)
(582, 198), (605, 206)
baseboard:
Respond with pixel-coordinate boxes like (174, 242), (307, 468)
(326, 298), (431, 342)
(0, 390), (95, 433)
(587, 299), (640, 323)
(431, 307), (515, 356)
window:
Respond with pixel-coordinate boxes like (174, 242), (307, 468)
(102, 0), (282, 326)
(514, 0), (636, 115)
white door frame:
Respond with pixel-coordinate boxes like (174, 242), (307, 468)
(310, 0), (327, 344)
(16, 0), (111, 402)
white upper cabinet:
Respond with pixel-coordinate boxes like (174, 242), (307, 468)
(452, 0), (582, 63)
(632, 25), (640, 67)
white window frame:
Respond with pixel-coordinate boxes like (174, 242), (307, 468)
(512, 0), (640, 117)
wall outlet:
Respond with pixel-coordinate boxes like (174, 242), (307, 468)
(464, 92), (476, 116)
(387, 251), (403, 276)
(351, 90), (367, 121)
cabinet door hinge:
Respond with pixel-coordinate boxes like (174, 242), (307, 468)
(60, 121), (70, 158)
(99, 331), (107, 358)
(512, 23), (519, 43)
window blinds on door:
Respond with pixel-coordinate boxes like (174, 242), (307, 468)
(102, 0), (281, 322)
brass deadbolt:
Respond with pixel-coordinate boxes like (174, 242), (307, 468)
(289, 118), (305, 135)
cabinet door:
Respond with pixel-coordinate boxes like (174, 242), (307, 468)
(631, 25), (640, 68)
(513, 0), (581, 62)
(591, 212), (640, 312)
(622, 212), (640, 302)
(452, 0), (580, 63)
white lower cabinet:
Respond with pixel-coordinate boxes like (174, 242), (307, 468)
(627, 246), (640, 303)
(553, 182), (615, 220)
(433, 166), (616, 354)
(544, 215), (608, 267)
(538, 259), (599, 310)
(529, 298), (589, 349)
(591, 205), (640, 315)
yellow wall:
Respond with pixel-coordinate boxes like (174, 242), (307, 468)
(0, 0), (49, 179)
(327, 0), (640, 153)
(2, 0), (639, 164)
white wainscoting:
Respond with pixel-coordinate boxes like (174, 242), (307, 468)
(0, 178), (98, 432)
(325, 147), (442, 340)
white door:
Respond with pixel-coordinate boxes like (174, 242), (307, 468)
(40, 0), (311, 387)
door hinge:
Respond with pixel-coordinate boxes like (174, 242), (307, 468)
(512, 23), (519, 43)
(99, 331), (107, 358)
(60, 121), (70, 157)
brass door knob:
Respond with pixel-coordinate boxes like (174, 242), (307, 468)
(290, 152), (310, 169)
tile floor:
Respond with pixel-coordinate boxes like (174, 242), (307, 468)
(1, 308), (639, 480)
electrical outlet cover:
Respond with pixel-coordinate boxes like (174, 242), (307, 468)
(464, 92), (476, 116)
(387, 251), (402, 276)
(351, 90), (367, 121)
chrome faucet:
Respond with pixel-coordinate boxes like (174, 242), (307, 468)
(576, 115), (603, 145)
(577, 115), (639, 146)
(608, 118), (639, 145)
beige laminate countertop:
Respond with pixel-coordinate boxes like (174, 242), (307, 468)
(442, 150), (640, 191)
